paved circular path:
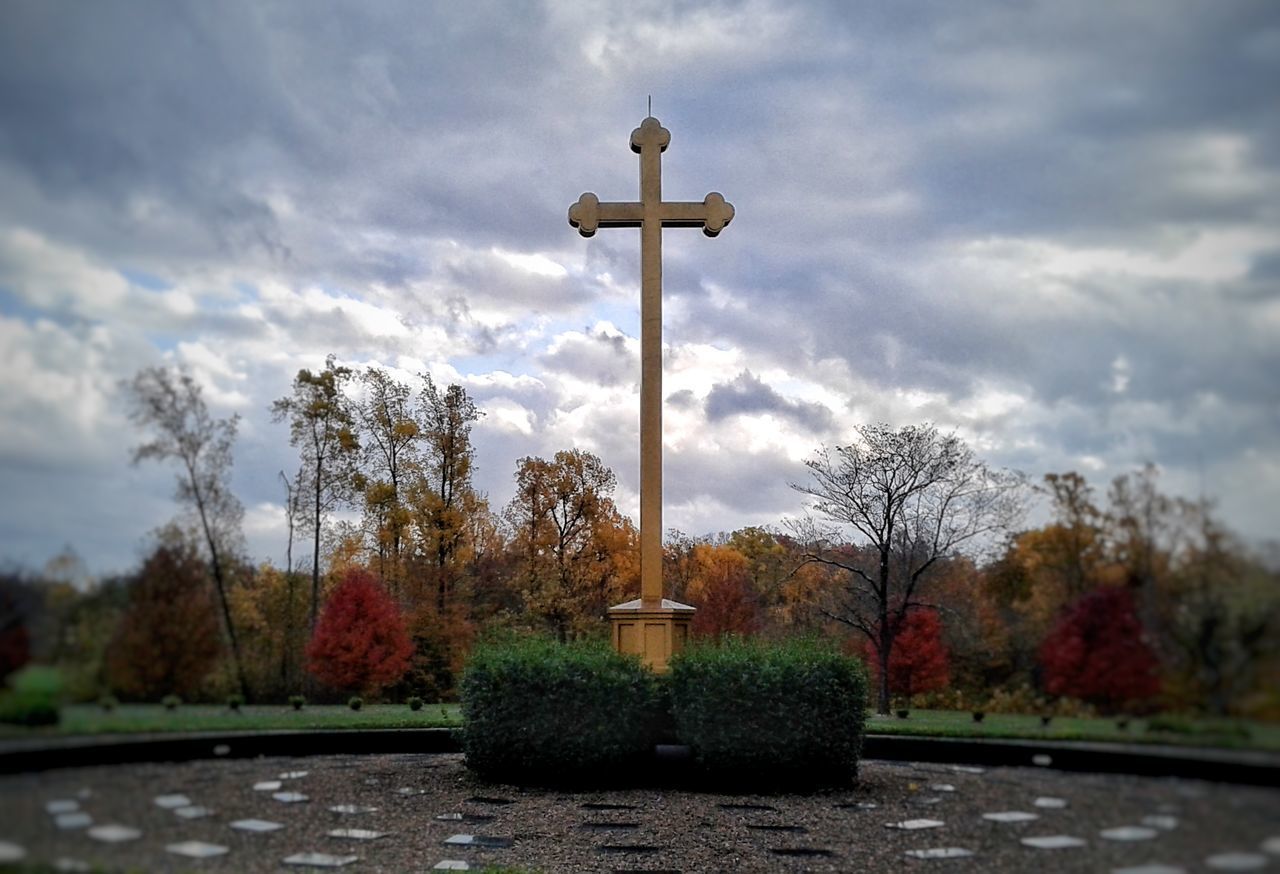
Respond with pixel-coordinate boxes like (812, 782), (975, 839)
(0, 752), (1276, 872)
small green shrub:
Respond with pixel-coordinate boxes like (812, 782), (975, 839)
(0, 666), (62, 727)
(226, 694), (244, 712)
(348, 696), (363, 711)
(406, 696), (424, 711)
(460, 634), (663, 783)
(162, 694), (181, 711)
(289, 695), (306, 711)
(670, 636), (866, 788)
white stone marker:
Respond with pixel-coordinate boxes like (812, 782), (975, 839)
(1034, 796), (1068, 809)
(1100, 826), (1159, 841)
(166, 841), (229, 859)
(280, 770), (309, 779)
(885, 819), (946, 830)
(983, 811), (1039, 823)
(1021, 835), (1087, 849)
(153, 793), (191, 809)
(327, 829), (387, 840)
(1111, 865), (1187, 874)
(54, 812), (92, 830)
(328, 804), (378, 814)
(273, 791), (309, 803)
(88, 824), (142, 843)
(175, 805), (213, 819)
(283, 852), (358, 867)
(1142, 814), (1178, 831)
(0, 841), (26, 862)
(254, 780), (283, 791)
(230, 818), (284, 832)
(904, 847), (974, 859)
(45, 800), (79, 814)
(928, 783), (956, 793)
(433, 862), (471, 871)
(1263, 837), (1280, 855)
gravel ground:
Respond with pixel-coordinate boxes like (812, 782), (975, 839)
(0, 752), (1277, 873)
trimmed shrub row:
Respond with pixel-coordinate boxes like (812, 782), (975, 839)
(460, 635), (664, 784)
(460, 635), (866, 788)
(671, 636), (865, 787)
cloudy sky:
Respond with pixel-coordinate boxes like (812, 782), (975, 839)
(1, 1), (1277, 577)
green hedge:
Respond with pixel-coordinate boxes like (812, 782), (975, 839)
(670, 636), (867, 788)
(459, 635), (663, 783)
(0, 666), (62, 727)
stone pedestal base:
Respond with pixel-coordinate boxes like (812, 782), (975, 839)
(608, 598), (696, 674)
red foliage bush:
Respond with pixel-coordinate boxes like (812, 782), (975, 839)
(306, 568), (413, 695)
(866, 608), (950, 700)
(1039, 586), (1160, 712)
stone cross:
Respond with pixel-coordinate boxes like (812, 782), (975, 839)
(569, 116), (733, 669)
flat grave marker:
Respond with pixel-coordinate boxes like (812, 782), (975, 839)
(1021, 835), (1088, 849)
(230, 818), (284, 833)
(983, 811), (1039, 823)
(87, 824), (142, 843)
(327, 828), (387, 840)
(283, 852), (359, 868)
(904, 847), (974, 859)
(273, 791), (309, 803)
(53, 812), (92, 830)
(1100, 825), (1159, 841)
(886, 819), (945, 830)
(166, 840), (229, 859)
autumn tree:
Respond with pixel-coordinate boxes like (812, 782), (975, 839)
(505, 449), (636, 640)
(272, 355), (359, 633)
(124, 366), (250, 698)
(792, 423), (1024, 714)
(1039, 586), (1160, 712)
(1157, 501), (1279, 715)
(686, 543), (761, 640)
(412, 376), (483, 611)
(305, 568), (413, 696)
(355, 367), (419, 592)
(0, 571), (35, 684)
(866, 608), (950, 704)
(105, 532), (224, 700)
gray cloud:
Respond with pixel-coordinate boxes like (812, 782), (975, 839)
(705, 371), (835, 435)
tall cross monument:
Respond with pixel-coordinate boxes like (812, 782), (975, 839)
(569, 116), (734, 672)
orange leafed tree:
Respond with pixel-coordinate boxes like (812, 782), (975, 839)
(306, 568), (413, 695)
(686, 543), (761, 640)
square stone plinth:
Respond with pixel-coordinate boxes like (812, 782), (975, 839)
(608, 598), (695, 673)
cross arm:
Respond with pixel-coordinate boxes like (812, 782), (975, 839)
(659, 192), (734, 237)
(569, 191), (734, 238)
(568, 193), (642, 237)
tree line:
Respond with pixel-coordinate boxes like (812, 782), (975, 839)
(0, 364), (1275, 720)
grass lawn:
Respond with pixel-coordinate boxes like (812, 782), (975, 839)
(1, 704), (1275, 753)
(0, 702), (462, 737)
(865, 708), (1280, 752)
